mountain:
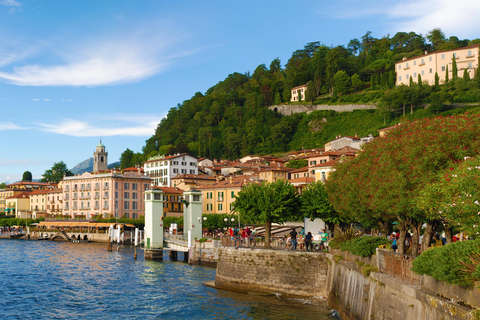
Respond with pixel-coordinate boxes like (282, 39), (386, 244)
(70, 158), (120, 175)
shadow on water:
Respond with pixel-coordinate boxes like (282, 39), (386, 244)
(0, 240), (334, 319)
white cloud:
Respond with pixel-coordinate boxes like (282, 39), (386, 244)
(0, 122), (24, 130)
(32, 98), (40, 101)
(44, 98), (51, 101)
(0, 30), (192, 86)
(0, 0), (21, 7)
(37, 114), (162, 137)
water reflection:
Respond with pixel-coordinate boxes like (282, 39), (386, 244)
(0, 240), (331, 319)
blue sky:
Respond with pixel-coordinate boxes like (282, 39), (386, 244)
(1, 0), (479, 183)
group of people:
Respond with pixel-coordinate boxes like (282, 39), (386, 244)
(389, 231), (464, 253)
(227, 226), (256, 247)
(286, 228), (328, 252)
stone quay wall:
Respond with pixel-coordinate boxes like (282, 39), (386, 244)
(269, 104), (376, 116)
(215, 247), (330, 299)
(188, 240), (221, 267)
(215, 247), (478, 320)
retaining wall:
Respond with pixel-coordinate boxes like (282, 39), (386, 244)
(269, 104), (376, 116)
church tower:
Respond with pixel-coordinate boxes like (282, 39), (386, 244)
(93, 140), (108, 172)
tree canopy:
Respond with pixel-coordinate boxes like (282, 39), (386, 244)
(326, 114), (480, 254)
(233, 180), (300, 248)
(41, 161), (73, 183)
(22, 171), (32, 182)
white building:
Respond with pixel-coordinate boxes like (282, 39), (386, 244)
(143, 153), (198, 187)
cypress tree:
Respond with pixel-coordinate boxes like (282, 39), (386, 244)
(388, 71), (395, 88)
(435, 72), (440, 86)
(409, 76), (414, 87)
(370, 75), (375, 89)
(452, 54), (458, 80)
(445, 65), (449, 83)
(418, 74), (422, 87)
(464, 69), (470, 81)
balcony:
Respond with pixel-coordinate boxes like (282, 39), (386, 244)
(218, 197), (224, 202)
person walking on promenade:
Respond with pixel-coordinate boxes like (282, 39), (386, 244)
(320, 229), (329, 251)
(289, 228), (298, 251)
(305, 232), (313, 252)
(245, 226), (252, 247)
(229, 227), (234, 246)
(233, 227), (240, 247)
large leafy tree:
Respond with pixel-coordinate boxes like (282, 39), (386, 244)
(301, 181), (340, 225)
(41, 161), (73, 183)
(233, 180), (300, 248)
(326, 114), (480, 255)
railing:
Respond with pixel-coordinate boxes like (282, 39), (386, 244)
(377, 249), (422, 286)
(220, 235), (288, 249)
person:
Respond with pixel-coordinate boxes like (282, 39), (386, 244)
(285, 234), (292, 250)
(251, 228), (257, 246)
(305, 232), (313, 252)
(233, 227), (240, 247)
(289, 228), (298, 251)
(320, 229), (328, 251)
(229, 227), (234, 246)
(405, 232), (412, 252)
(390, 233), (397, 252)
(245, 227), (252, 247)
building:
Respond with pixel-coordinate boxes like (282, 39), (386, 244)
(198, 175), (260, 215)
(312, 160), (338, 182)
(258, 167), (293, 183)
(151, 186), (184, 218)
(171, 174), (217, 191)
(324, 135), (373, 151)
(290, 84), (308, 102)
(62, 170), (150, 219)
(93, 140), (108, 172)
(395, 45), (479, 86)
(6, 192), (31, 218)
(0, 181), (55, 214)
(143, 153), (198, 187)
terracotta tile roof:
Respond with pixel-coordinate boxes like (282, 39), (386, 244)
(143, 153), (197, 164)
(6, 192), (30, 199)
(257, 167), (293, 173)
(171, 174), (216, 181)
(288, 177), (315, 184)
(197, 175), (261, 190)
(152, 186), (183, 194)
(288, 166), (309, 173)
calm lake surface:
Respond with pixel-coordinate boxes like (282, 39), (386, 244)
(0, 240), (332, 319)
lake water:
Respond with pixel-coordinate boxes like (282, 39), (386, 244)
(0, 240), (332, 319)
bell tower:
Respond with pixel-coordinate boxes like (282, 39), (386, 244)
(93, 139), (108, 172)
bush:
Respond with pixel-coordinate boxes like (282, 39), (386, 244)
(339, 236), (391, 257)
(411, 239), (480, 287)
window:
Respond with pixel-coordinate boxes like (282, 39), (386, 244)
(65, 202), (69, 209)
(181, 161), (187, 166)
(441, 54), (445, 59)
(124, 201), (129, 210)
(190, 170), (195, 174)
(132, 192), (137, 199)
(230, 203), (233, 210)
(398, 65), (401, 70)
(104, 182), (109, 189)
(429, 56), (432, 61)
(218, 203), (223, 211)
(173, 168), (179, 173)
(65, 185), (69, 192)
(421, 70), (424, 75)
(207, 192), (212, 199)
(124, 212), (129, 219)
(132, 183), (137, 190)
(441, 66), (445, 71)
(218, 191), (224, 199)
(453, 52), (457, 58)
(413, 61), (416, 66)
(115, 201), (118, 209)
(398, 76), (401, 81)
(420, 58), (424, 65)
(468, 50), (472, 57)
(406, 62), (409, 68)
(231, 191), (235, 198)
(468, 62), (473, 68)
(181, 169), (187, 174)
(429, 68), (433, 74)
(104, 201), (108, 209)
(124, 192), (129, 199)
(124, 183), (129, 190)
(115, 191), (118, 199)
(406, 74), (409, 79)
(104, 191), (108, 199)
(73, 202), (77, 210)
(132, 201), (137, 210)
(115, 182), (118, 189)
(132, 213), (137, 219)
(414, 72), (417, 78)
(207, 204), (212, 211)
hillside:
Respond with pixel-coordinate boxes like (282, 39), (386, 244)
(120, 29), (480, 167)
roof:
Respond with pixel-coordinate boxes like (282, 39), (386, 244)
(310, 160), (339, 168)
(143, 153), (197, 164)
(257, 167), (293, 173)
(288, 177), (315, 184)
(6, 192), (30, 199)
(151, 186), (183, 194)
(395, 44), (480, 64)
(171, 174), (216, 181)
(96, 139), (105, 148)
(288, 166), (309, 173)
(291, 83), (308, 90)
(196, 175), (260, 190)
(37, 221), (134, 228)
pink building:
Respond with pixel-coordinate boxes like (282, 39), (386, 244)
(62, 170), (150, 219)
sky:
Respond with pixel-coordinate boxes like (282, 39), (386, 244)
(1, 0), (479, 183)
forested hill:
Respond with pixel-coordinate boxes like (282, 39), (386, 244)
(122, 29), (480, 167)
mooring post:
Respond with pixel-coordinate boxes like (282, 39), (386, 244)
(108, 236), (112, 252)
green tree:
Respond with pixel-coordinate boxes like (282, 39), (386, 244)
(234, 180), (300, 248)
(120, 149), (134, 169)
(434, 72), (440, 86)
(463, 69), (470, 81)
(388, 71), (395, 88)
(418, 74), (422, 87)
(351, 73), (362, 92)
(41, 161), (73, 183)
(0, 182), (5, 189)
(306, 81), (316, 105)
(285, 158), (308, 169)
(426, 28), (446, 51)
(22, 171), (32, 182)
(452, 54), (458, 80)
(301, 181), (339, 223)
(445, 65), (449, 83)
(333, 70), (351, 95)
(273, 91), (281, 105)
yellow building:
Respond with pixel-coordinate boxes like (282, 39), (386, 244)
(6, 192), (31, 218)
(152, 186), (184, 218)
(198, 176), (259, 214)
(258, 167), (293, 183)
(395, 44), (479, 86)
(0, 181), (55, 214)
(290, 84), (308, 102)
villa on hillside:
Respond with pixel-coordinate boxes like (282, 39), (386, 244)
(143, 153), (198, 187)
(290, 84), (308, 102)
(395, 44), (479, 86)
